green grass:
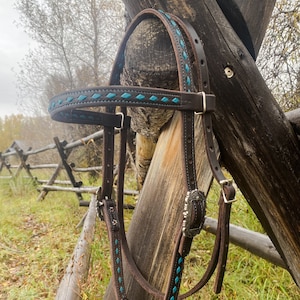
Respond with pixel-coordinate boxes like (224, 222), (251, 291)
(0, 177), (83, 299)
(0, 173), (299, 299)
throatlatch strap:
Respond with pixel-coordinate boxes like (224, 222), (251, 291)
(48, 8), (236, 300)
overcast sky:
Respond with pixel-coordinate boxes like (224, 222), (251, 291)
(0, 1), (32, 118)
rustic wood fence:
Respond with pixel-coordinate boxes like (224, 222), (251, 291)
(0, 130), (138, 206)
(0, 129), (289, 298)
(0, 130), (105, 204)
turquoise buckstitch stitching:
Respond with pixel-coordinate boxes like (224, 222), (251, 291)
(54, 88), (185, 100)
(62, 95), (181, 104)
(158, 10), (193, 91)
(52, 92), (185, 108)
(51, 93), (202, 111)
(49, 93), (199, 112)
(51, 99), (183, 110)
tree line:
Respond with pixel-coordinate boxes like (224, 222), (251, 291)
(1, 0), (298, 154)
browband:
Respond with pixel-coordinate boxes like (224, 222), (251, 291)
(49, 86), (215, 125)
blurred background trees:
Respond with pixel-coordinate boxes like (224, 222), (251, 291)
(257, 0), (300, 111)
(15, 0), (125, 116)
(1, 0), (298, 158)
(7, 0), (125, 167)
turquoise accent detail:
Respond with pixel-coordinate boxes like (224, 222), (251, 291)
(172, 286), (177, 294)
(175, 276), (180, 284)
(106, 93), (116, 99)
(176, 29), (181, 36)
(120, 286), (124, 293)
(66, 96), (74, 102)
(176, 266), (181, 274)
(161, 97), (169, 103)
(170, 296), (175, 300)
(121, 92), (131, 99)
(178, 257), (183, 264)
(115, 239), (118, 245)
(92, 93), (101, 99)
(182, 51), (188, 60)
(117, 267), (121, 274)
(149, 95), (158, 101)
(170, 20), (177, 27)
(58, 100), (63, 105)
(164, 13), (171, 20)
(136, 94), (145, 100)
(116, 257), (120, 264)
(172, 97), (180, 104)
(185, 64), (190, 73)
(118, 277), (122, 284)
(78, 95), (87, 101)
(115, 248), (119, 255)
(186, 76), (191, 86)
(180, 39), (185, 48)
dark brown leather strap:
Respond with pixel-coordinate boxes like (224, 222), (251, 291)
(178, 184), (235, 299)
(173, 13), (236, 298)
(101, 198), (128, 299)
(49, 86), (215, 122)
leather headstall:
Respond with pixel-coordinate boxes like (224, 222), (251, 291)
(48, 8), (236, 300)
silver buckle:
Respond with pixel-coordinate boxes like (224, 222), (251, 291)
(220, 179), (236, 204)
(116, 112), (125, 129)
(195, 91), (206, 115)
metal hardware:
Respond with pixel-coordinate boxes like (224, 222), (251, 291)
(220, 180), (236, 203)
(97, 200), (104, 220)
(224, 66), (234, 78)
(106, 198), (120, 231)
(195, 91), (207, 115)
(182, 189), (206, 238)
(116, 112), (125, 129)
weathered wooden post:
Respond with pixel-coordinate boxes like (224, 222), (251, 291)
(104, 0), (300, 298)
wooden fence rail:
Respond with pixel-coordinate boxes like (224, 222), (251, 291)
(56, 195), (97, 300)
(0, 127), (292, 297)
(0, 130), (108, 204)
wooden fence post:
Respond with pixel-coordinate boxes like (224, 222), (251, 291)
(104, 0), (300, 298)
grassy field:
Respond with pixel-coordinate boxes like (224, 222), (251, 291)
(0, 173), (299, 299)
